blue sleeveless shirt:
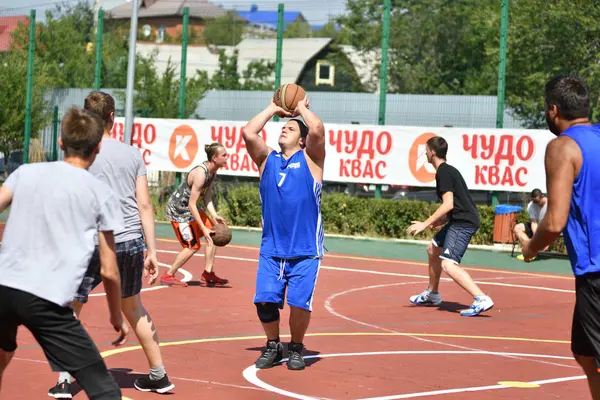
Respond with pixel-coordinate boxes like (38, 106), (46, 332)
(259, 149), (324, 259)
(561, 124), (600, 276)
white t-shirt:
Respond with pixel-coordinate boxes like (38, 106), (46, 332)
(0, 161), (123, 307)
(527, 200), (548, 223)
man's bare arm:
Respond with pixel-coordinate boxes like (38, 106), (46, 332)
(297, 99), (325, 167)
(136, 175), (156, 255)
(0, 186), (12, 214)
(241, 102), (291, 172)
(528, 137), (581, 254)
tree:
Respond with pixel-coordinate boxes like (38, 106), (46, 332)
(504, 0), (600, 127)
(284, 20), (312, 38)
(115, 53), (211, 119)
(202, 12), (245, 46)
(0, 51), (53, 157)
(210, 50), (275, 91)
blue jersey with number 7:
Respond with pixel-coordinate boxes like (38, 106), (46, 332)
(259, 149), (324, 259)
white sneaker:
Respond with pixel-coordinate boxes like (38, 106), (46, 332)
(460, 295), (494, 317)
(410, 289), (442, 306)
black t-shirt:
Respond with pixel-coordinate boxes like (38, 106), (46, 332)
(435, 162), (480, 228)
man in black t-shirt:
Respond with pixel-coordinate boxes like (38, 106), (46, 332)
(407, 136), (494, 317)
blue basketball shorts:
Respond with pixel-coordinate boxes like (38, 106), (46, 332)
(432, 223), (477, 265)
(253, 254), (322, 312)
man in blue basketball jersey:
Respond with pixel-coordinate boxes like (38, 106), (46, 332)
(523, 75), (600, 398)
(241, 94), (325, 371)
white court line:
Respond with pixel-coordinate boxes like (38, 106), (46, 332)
(323, 282), (578, 370)
(242, 350), (585, 400)
(157, 249), (575, 294)
(122, 369), (264, 392)
(88, 263), (192, 298)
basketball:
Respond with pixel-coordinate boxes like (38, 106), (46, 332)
(274, 84), (306, 112)
(210, 223), (232, 247)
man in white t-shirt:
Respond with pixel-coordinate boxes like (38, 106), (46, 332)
(0, 107), (127, 399)
(514, 188), (548, 259)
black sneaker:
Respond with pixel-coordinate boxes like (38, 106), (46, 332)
(47, 380), (72, 399)
(133, 374), (175, 394)
(255, 339), (283, 369)
(287, 342), (306, 370)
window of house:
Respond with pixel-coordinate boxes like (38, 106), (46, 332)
(315, 60), (335, 86)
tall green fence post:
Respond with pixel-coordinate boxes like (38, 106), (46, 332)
(273, 3), (284, 122)
(23, 9), (36, 164)
(94, 9), (104, 91)
(375, 0), (391, 200)
(175, 6), (190, 187)
(493, 0), (509, 207)
(52, 106), (59, 161)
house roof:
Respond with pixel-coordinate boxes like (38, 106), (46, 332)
(108, 0), (229, 20)
(136, 37), (333, 85)
(0, 16), (28, 52)
(235, 10), (304, 30)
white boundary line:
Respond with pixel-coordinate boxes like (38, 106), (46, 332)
(155, 249), (575, 294)
(88, 262), (192, 297)
(242, 351), (585, 400)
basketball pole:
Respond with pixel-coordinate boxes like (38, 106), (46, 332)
(23, 9), (36, 165)
(375, 0), (391, 199)
(123, 0), (139, 146)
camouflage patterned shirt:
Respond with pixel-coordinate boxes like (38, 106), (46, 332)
(165, 163), (215, 222)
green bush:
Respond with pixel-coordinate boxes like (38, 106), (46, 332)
(152, 183), (566, 253)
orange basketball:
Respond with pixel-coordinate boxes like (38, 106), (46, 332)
(274, 84), (306, 112)
(210, 223), (232, 247)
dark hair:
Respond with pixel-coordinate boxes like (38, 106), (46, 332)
(289, 118), (308, 139)
(544, 75), (590, 120)
(61, 107), (104, 158)
(205, 142), (225, 161)
(531, 188), (543, 198)
(426, 136), (448, 159)
(84, 91), (115, 131)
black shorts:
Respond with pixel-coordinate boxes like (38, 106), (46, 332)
(572, 272), (600, 367)
(75, 237), (145, 304)
(432, 223), (477, 265)
(524, 222), (534, 238)
(0, 285), (103, 371)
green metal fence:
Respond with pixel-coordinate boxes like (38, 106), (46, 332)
(1, 0), (598, 196)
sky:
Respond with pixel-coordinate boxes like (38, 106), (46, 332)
(0, 0), (348, 25)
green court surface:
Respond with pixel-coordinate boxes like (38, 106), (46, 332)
(0, 209), (573, 276)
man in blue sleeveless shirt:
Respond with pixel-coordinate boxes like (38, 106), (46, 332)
(242, 94), (325, 371)
(523, 75), (600, 398)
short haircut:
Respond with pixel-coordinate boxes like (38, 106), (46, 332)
(531, 188), (543, 198)
(544, 75), (590, 120)
(289, 118), (308, 139)
(61, 107), (104, 158)
(204, 142), (225, 161)
(84, 91), (115, 131)
(426, 136), (448, 159)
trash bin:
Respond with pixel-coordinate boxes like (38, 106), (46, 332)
(493, 204), (523, 243)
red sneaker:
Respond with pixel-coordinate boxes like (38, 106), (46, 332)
(202, 271), (229, 285)
(160, 272), (188, 287)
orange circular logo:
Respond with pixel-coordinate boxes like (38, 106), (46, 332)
(169, 125), (198, 169)
(408, 132), (437, 183)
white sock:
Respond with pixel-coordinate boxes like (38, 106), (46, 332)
(58, 371), (72, 384)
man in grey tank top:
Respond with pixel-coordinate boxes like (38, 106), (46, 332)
(48, 92), (174, 398)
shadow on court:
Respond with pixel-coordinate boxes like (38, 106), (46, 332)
(186, 280), (232, 288)
(436, 301), (491, 317)
(245, 346), (323, 368)
(71, 368), (175, 397)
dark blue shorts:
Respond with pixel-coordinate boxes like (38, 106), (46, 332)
(253, 254), (321, 311)
(432, 223), (477, 265)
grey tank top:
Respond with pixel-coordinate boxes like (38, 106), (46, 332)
(165, 163), (215, 222)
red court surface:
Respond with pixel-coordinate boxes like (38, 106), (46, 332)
(1, 235), (589, 399)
